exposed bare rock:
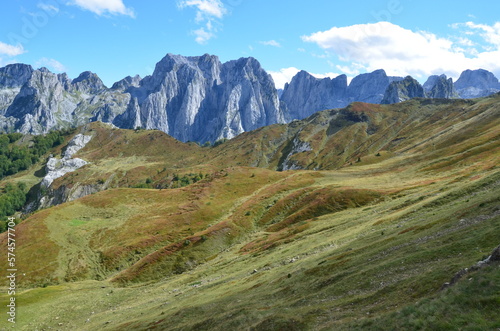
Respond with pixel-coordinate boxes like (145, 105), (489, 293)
(41, 134), (92, 189)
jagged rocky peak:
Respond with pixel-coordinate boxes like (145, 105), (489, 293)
(113, 53), (284, 143)
(389, 76), (404, 83)
(196, 53), (222, 81)
(228, 56), (278, 88)
(4, 67), (70, 133)
(57, 72), (73, 90)
(280, 70), (348, 120)
(423, 74), (445, 92)
(111, 75), (142, 91)
(72, 71), (106, 94)
(222, 56), (270, 83)
(454, 69), (500, 98)
(348, 69), (393, 104)
(214, 55), (284, 142)
(0, 63), (34, 88)
(141, 53), (221, 92)
(156, 53), (220, 74)
(424, 74), (459, 99)
(381, 75), (425, 104)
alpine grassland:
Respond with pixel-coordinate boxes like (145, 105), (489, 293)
(0, 95), (499, 330)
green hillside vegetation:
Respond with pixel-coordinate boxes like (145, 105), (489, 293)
(0, 129), (72, 231)
(0, 95), (499, 330)
(0, 130), (67, 179)
(0, 182), (26, 230)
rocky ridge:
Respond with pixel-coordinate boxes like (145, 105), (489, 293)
(1, 54), (500, 142)
(0, 54), (285, 144)
(454, 69), (500, 98)
(38, 134), (93, 208)
(381, 76), (426, 104)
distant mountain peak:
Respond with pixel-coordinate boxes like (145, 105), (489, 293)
(455, 69), (500, 98)
(381, 75), (425, 104)
(1, 54), (500, 142)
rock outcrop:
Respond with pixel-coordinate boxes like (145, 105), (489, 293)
(280, 69), (403, 118)
(111, 75), (142, 92)
(41, 134), (92, 188)
(454, 69), (500, 98)
(381, 76), (426, 104)
(115, 54), (285, 143)
(37, 134), (93, 209)
(280, 70), (348, 120)
(3, 65), (130, 134)
(441, 243), (500, 290)
(0, 54), (284, 144)
(424, 74), (459, 99)
(347, 69), (393, 104)
(278, 137), (313, 171)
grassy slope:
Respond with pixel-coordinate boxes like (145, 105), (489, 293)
(0, 96), (499, 330)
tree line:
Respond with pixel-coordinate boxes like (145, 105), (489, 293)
(0, 130), (66, 179)
(0, 182), (26, 232)
(0, 129), (72, 231)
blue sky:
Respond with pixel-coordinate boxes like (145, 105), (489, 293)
(1, 0), (500, 88)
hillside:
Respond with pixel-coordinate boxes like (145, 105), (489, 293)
(0, 94), (499, 330)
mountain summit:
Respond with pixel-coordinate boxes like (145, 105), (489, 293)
(1, 54), (499, 142)
(0, 54), (285, 143)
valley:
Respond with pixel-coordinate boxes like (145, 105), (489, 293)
(0, 94), (499, 330)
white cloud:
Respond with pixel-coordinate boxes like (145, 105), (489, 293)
(456, 37), (474, 47)
(269, 67), (300, 89)
(70, 0), (135, 17)
(193, 27), (215, 45)
(178, 0), (226, 19)
(37, 3), (59, 13)
(35, 58), (66, 72)
(0, 42), (25, 57)
(462, 21), (500, 47)
(269, 67), (344, 90)
(260, 40), (281, 47)
(302, 21), (500, 82)
(178, 0), (227, 44)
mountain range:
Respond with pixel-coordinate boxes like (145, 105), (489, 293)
(1, 53), (500, 143)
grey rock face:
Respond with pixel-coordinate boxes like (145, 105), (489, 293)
(423, 75), (441, 92)
(279, 69), (399, 120)
(0, 64), (34, 88)
(111, 75), (142, 92)
(280, 70), (348, 120)
(279, 68), (499, 119)
(3, 56), (500, 143)
(41, 134), (92, 189)
(2, 66), (129, 134)
(114, 54), (285, 143)
(0, 54), (285, 143)
(347, 69), (392, 104)
(215, 56), (284, 141)
(454, 69), (500, 98)
(424, 75), (459, 99)
(72, 71), (106, 94)
(279, 137), (312, 171)
(0, 64), (34, 116)
(381, 76), (425, 104)
(38, 133), (92, 209)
